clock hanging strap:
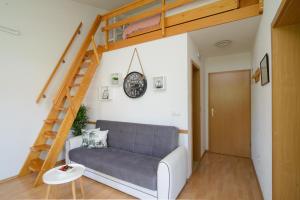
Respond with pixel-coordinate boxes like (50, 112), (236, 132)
(127, 48), (145, 75)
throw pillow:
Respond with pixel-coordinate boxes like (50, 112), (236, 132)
(81, 128), (100, 147)
(88, 130), (109, 149)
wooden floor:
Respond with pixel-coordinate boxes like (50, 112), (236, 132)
(178, 153), (262, 200)
(0, 152), (262, 200)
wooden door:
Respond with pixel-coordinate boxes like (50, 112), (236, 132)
(192, 64), (201, 166)
(209, 70), (251, 157)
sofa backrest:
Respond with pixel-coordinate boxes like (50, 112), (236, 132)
(96, 120), (179, 158)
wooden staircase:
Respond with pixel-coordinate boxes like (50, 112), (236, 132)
(18, 15), (103, 187)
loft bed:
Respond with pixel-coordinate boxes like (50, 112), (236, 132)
(108, 14), (161, 41)
(108, 0), (225, 40)
(124, 14), (161, 39)
(105, 0), (213, 41)
(100, 0), (263, 51)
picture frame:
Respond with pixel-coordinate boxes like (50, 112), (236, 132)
(260, 53), (270, 86)
(153, 76), (166, 91)
(111, 73), (122, 86)
(99, 86), (112, 101)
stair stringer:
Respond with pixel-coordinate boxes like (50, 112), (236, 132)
(33, 54), (102, 186)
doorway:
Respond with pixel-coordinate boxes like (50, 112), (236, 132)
(192, 62), (201, 170)
(209, 70), (251, 158)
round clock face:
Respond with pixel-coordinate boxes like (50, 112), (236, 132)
(123, 72), (147, 98)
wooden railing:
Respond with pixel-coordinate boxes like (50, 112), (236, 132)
(53, 15), (102, 106)
(101, 0), (195, 48)
(99, 0), (262, 52)
(36, 22), (83, 103)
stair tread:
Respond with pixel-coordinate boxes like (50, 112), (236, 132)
(81, 64), (90, 68)
(75, 74), (85, 78)
(83, 58), (92, 63)
(70, 83), (80, 87)
(45, 119), (63, 124)
(31, 144), (51, 152)
(55, 107), (68, 112)
(29, 158), (44, 172)
(44, 131), (57, 139)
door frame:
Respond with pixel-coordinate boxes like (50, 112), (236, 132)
(208, 69), (251, 156)
(191, 60), (201, 168)
(272, 0), (300, 198)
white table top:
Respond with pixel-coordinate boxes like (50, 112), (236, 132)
(43, 164), (85, 185)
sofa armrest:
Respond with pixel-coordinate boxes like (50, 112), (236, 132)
(157, 146), (187, 200)
(65, 136), (82, 164)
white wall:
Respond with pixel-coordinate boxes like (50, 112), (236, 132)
(84, 34), (194, 176)
(251, 0), (281, 199)
(0, 0), (105, 180)
(204, 52), (252, 149)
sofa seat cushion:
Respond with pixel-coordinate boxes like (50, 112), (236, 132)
(69, 147), (161, 190)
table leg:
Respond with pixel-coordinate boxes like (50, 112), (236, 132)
(79, 177), (85, 199)
(45, 185), (51, 199)
(72, 181), (76, 200)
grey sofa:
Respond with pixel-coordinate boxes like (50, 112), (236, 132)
(66, 120), (187, 199)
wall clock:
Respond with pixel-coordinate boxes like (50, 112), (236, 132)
(123, 71), (147, 98)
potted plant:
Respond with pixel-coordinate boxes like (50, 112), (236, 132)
(111, 73), (121, 85)
(71, 105), (89, 136)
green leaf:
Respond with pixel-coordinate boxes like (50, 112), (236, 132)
(71, 105), (89, 136)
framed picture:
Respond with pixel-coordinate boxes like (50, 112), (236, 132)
(153, 76), (166, 91)
(99, 86), (112, 101)
(260, 54), (270, 86)
(111, 73), (121, 86)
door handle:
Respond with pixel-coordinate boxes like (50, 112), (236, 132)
(211, 108), (215, 117)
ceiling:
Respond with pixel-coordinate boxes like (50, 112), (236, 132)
(188, 16), (261, 57)
(72, 0), (133, 11)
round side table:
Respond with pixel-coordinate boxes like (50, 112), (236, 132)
(43, 164), (85, 199)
